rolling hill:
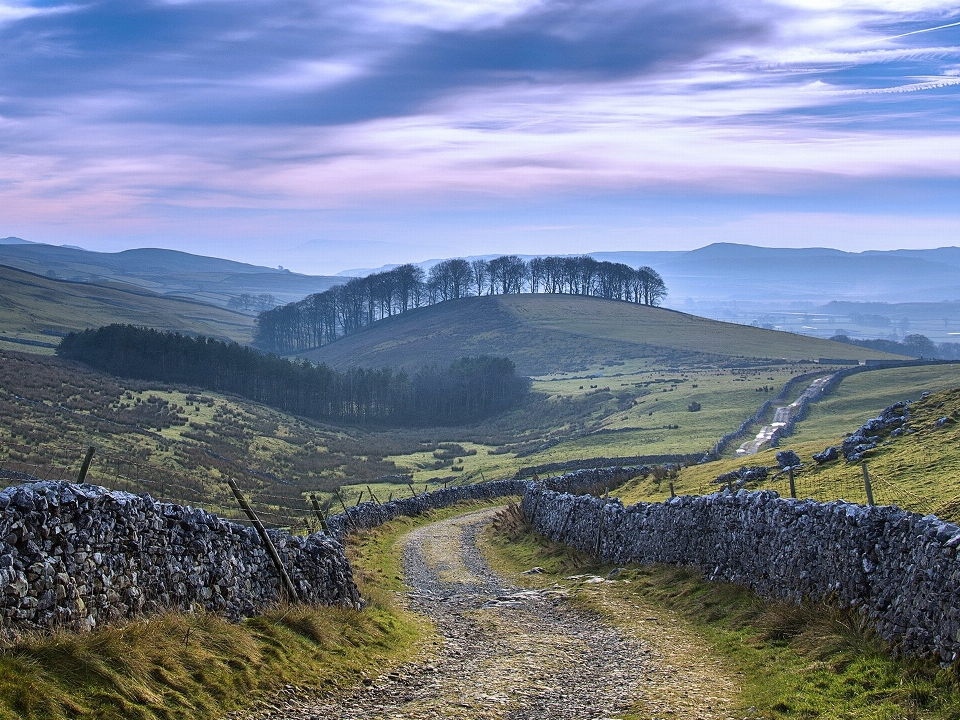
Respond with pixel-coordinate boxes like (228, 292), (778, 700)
(0, 242), (346, 308)
(0, 264), (255, 348)
(300, 294), (907, 376)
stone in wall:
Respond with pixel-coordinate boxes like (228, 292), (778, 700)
(521, 485), (960, 663)
(0, 481), (359, 639)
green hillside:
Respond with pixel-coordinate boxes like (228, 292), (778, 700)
(0, 264), (254, 350)
(301, 294), (906, 375)
(618, 365), (960, 519)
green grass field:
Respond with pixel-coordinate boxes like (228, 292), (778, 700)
(303, 294), (903, 376)
(618, 365), (960, 520)
(7, 343), (959, 529)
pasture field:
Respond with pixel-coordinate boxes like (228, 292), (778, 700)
(788, 363), (960, 444)
(304, 294), (903, 376)
(0, 350), (414, 529)
(366, 363), (812, 489)
(617, 366), (960, 521)
(0, 347), (824, 527)
(4, 342), (958, 531)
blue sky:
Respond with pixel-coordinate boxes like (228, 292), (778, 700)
(1, 0), (959, 274)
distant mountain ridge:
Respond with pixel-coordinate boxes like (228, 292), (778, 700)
(340, 243), (960, 304)
(5, 239), (960, 345)
(0, 242), (346, 309)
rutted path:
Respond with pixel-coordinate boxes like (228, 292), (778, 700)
(239, 508), (739, 719)
(737, 374), (836, 456)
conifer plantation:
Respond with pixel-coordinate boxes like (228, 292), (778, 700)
(58, 325), (529, 426)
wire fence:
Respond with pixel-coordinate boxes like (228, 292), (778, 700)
(4, 438), (953, 533)
(0, 440), (326, 532)
(690, 460), (945, 518)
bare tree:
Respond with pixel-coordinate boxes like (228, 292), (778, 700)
(488, 255), (526, 294)
(471, 259), (489, 296)
(393, 264), (425, 312)
(635, 266), (667, 306)
(528, 257), (546, 293)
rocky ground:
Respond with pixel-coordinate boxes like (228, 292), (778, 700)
(236, 507), (740, 719)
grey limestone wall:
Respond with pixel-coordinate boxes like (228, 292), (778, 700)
(326, 466), (638, 541)
(521, 486), (960, 663)
(0, 481), (360, 639)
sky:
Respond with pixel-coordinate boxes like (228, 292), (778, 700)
(1, 0), (959, 274)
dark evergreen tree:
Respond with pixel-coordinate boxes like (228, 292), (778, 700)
(58, 326), (527, 426)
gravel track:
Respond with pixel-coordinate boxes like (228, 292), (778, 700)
(237, 507), (739, 719)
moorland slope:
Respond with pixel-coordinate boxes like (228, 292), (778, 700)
(301, 294), (907, 375)
(0, 242), (344, 307)
(0, 264), (255, 347)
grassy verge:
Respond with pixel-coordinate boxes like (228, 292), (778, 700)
(0, 497), (508, 719)
(0, 603), (415, 720)
(483, 510), (960, 720)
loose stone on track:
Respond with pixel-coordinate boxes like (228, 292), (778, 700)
(238, 507), (739, 719)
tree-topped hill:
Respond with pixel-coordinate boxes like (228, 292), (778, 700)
(300, 293), (907, 376)
(254, 255), (666, 355)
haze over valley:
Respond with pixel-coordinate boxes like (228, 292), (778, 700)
(2, 1), (960, 717)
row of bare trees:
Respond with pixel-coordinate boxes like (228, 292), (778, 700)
(254, 255), (667, 354)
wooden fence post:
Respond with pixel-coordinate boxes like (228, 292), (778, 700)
(226, 478), (299, 603)
(77, 446), (95, 483)
(334, 488), (349, 514)
(334, 488), (358, 531)
(669, 482), (675, 498)
(861, 463), (875, 506)
(309, 494), (331, 534)
(788, 468), (796, 499)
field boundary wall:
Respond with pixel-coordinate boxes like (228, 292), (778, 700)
(0, 481), (359, 639)
(521, 485), (960, 662)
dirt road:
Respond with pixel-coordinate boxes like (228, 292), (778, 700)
(238, 508), (739, 719)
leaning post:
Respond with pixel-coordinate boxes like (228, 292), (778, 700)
(309, 493), (331, 534)
(861, 462), (875, 506)
(77, 446), (95, 483)
(226, 478), (299, 603)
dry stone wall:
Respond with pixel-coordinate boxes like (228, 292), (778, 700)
(0, 481), (359, 639)
(521, 486), (960, 663)
(0, 467), (636, 639)
(326, 466), (637, 541)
